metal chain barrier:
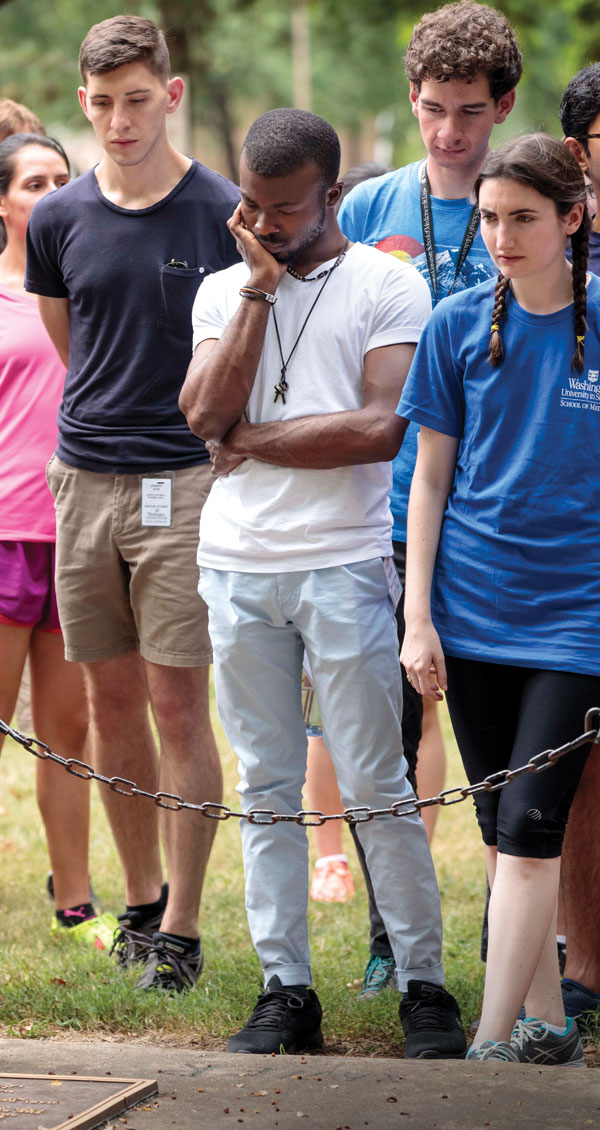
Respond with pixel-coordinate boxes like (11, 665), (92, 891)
(2, 708), (599, 827)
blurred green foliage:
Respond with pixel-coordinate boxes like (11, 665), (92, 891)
(1, 0), (599, 174)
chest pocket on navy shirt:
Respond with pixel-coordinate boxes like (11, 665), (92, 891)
(157, 263), (205, 339)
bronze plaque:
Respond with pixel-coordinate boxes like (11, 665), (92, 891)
(0, 1073), (157, 1129)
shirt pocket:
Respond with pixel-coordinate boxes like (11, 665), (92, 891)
(157, 263), (205, 339)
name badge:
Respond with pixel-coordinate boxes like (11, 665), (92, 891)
(383, 555), (402, 611)
(141, 477), (173, 527)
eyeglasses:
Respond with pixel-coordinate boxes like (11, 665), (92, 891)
(585, 134), (600, 140)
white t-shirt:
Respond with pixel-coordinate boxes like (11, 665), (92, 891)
(192, 242), (431, 572)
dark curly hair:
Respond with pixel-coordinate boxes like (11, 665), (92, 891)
(405, 1), (522, 102)
(474, 134), (589, 373)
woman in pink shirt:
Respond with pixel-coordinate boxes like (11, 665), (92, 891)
(0, 133), (116, 948)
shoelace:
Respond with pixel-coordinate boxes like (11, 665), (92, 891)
(110, 925), (154, 964)
(363, 957), (393, 989)
(403, 997), (452, 1031)
(510, 1018), (546, 1052)
(149, 942), (200, 989)
(478, 1041), (517, 1062)
(247, 988), (309, 1028)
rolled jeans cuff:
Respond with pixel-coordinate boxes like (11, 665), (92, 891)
(395, 962), (445, 993)
(263, 962), (312, 988)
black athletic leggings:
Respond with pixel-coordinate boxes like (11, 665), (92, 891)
(444, 656), (599, 859)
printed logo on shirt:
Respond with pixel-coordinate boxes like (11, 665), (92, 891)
(374, 234), (494, 294)
(560, 370), (600, 412)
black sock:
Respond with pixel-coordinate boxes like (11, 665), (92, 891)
(56, 902), (96, 927)
(155, 930), (201, 956)
(126, 882), (168, 921)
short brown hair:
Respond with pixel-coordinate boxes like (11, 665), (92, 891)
(79, 15), (170, 83)
(405, 1), (522, 101)
(0, 99), (45, 144)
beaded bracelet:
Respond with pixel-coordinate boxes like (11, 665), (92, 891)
(239, 286), (277, 305)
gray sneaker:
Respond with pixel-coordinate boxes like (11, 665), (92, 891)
(110, 883), (168, 967)
(466, 1040), (520, 1063)
(510, 1017), (586, 1066)
(135, 933), (204, 993)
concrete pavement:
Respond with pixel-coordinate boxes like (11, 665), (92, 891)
(0, 1038), (598, 1130)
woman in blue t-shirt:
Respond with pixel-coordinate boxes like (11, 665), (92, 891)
(398, 134), (600, 1066)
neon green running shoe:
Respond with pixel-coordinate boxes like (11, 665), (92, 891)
(50, 912), (119, 952)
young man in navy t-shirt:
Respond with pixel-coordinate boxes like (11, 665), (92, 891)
(337, 0), (521, 996)
(26, 15), (240, 993)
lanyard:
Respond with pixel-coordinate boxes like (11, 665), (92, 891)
(419, 160), (480, 306)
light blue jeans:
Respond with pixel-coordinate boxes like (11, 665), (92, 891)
(199, 559), (444, 990)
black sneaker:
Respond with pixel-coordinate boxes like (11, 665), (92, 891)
(228, 975), (324, 1054)
(399, 979), (466, 1059)
(134, 932), (204, 992)
(110, 883), (168, 967)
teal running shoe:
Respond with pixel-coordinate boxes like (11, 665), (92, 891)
(358, 954), (396, 998)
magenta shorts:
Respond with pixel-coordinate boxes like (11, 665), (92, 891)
(0, 541), (61, 632)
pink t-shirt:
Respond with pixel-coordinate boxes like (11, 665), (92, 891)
(0, 287), (65, 541)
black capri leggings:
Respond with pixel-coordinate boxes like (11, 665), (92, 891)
(444, 656), (599, 859)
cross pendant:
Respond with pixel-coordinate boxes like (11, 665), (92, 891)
(273, 372), (289, 405)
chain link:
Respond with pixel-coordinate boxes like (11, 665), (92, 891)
(2, 708), (599, 825)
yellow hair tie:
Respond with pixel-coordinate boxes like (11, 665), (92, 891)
(491, 324), (499, 332)
(577, 335), (585, 343)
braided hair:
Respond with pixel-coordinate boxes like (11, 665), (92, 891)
(473, 134), (590, 372)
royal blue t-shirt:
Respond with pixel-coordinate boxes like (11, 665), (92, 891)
(25, 160), (240, 473)
(338, 160), (496, 541)
(398, 274), (600, 676)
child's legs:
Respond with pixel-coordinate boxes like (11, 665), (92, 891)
(305, 735), (345, 858)
(29, 629), (90, 911)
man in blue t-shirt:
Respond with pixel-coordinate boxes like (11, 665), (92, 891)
(26, 16), (240, 993)
(337, 0), (521, 995)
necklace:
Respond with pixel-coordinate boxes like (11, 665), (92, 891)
(272, 239), (349, 405)
(287, 261), (336, 282)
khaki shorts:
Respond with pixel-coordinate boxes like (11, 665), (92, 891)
(46, 455), (213, 667)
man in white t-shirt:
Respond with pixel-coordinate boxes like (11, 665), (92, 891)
(180, 108), (466, 1059)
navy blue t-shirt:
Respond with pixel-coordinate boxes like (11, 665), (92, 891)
(25, 160), (240, 473)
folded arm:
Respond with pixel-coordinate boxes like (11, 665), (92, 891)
(207, 342), (416, 475)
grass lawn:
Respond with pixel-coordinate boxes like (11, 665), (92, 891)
(0, 687), (598, 1059)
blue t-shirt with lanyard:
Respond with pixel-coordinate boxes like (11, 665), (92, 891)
(338, 159), (496, 541)
(398, 274), (600, 676)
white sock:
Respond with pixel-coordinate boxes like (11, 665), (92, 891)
(314, 853), (347, 867)
(544, 1018), (570, 1035)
